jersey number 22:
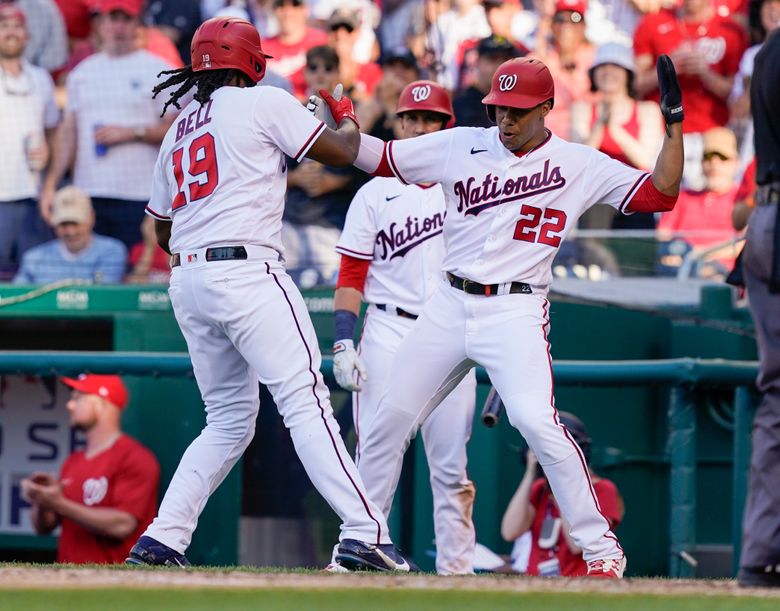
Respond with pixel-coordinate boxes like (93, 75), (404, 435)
(172, 133), (219, 210)
(513, 205), (567, 247)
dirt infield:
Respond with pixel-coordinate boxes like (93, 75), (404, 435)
(0, 566), (779, 598)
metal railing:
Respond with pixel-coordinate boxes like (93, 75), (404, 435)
(0, 351), (759, 577)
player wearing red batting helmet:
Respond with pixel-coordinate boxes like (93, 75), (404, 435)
(331, 76), (477, 575)
(326, 48), (686, 580)
(132, 8), (413, 573)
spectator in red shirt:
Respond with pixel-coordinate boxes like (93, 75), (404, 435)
(658, 126), (741, 275)
(263, 0), (328, 101)
(501, 412), (624, 577)
(633, 0), (747, 190)
(21, 374), (160, 564)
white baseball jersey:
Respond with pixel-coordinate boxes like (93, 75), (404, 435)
(384, 128), (650, 293)
(146, 85), (325, 254)
(335, 178), (447, 314)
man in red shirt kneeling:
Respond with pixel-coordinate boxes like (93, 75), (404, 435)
(21, 374), (160, 564)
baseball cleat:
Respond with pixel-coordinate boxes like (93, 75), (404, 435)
(586, 556), (626, 579)
(335, 539), (417, 572)
(125, 535), (191, 567)
(323, 561), (351, 573)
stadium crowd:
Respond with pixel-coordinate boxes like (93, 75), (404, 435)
(0, 0), (776, 285)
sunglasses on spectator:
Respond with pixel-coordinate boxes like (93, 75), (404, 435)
(330, 23), (355, 33)
(702, 152), (730, 161)
(553, 11), (583, 24)
(275, 0), (303, 7)
(306, 63), (337, 72)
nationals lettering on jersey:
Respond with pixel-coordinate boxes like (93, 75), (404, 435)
(384, 127), (650, 292)
(454, 160), (566, 216)
(336, 178), (448, 313)
(146, 86), (326, 254)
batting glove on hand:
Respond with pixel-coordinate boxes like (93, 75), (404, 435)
(318, 84), (360, 130)
(333, 339), (367, 392)
(306, 94), (338, 130)
(657, 54), (684, 136)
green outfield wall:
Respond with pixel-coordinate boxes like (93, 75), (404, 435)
(0, 284), (757, 576)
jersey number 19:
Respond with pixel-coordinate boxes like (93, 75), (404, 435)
(172, 132), (220, 210)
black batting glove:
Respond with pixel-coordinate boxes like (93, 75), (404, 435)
(657, 54), (684, 137)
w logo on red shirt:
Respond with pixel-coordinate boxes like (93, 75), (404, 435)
(82, 477), (108, 506)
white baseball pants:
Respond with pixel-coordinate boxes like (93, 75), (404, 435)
(144, 248), (391, 553)
(356, 305), (477, 574)
(356, 282), (624, 563)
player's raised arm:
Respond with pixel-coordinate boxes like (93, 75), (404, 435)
(624, 55), (685, 214)
(650, 55), (684, 196)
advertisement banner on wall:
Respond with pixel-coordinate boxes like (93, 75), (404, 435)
(0, 376), (85, 534)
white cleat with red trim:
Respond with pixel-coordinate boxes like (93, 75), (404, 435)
(587, 556), (626, 579)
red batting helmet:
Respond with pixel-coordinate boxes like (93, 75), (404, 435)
(481, 58), (555, 122)
(396, 80), (455, 128)
(191, 17), (272, 84)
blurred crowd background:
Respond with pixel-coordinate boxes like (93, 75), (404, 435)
(1, 0), (776, 287)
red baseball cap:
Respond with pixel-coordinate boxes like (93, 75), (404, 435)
(61, 374), (129, 410)
(92, 0), (142, 18)
(555, 0), (587, 15)
(0, 4), (26, 24)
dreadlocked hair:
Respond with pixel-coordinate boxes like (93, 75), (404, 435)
(152, 66), (253, 117)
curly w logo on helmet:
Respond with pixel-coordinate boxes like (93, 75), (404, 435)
(498, 74), (517, 92)
(411, 85), (431, 102)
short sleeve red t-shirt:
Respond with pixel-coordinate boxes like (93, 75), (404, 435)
(633, 10), (747, 133)
(525, 477), (623, 577)
(57, 435), (160, 564)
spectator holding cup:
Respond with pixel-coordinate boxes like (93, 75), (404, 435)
(40, 0), (176, 251)
(0, 3), (58, 279)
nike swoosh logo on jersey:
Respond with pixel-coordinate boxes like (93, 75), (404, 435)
(470, 147), (488, 154)
(385, 195), (401, 201)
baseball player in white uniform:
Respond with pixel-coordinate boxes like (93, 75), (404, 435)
(125, 17), (412, 572)
(331, 81), (478, 575)
(319, 55), (685, 578)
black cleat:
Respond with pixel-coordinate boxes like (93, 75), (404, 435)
(125, 535), (190, 567)
(335, 539), (417, 572)
(738, 566), (780, 588)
